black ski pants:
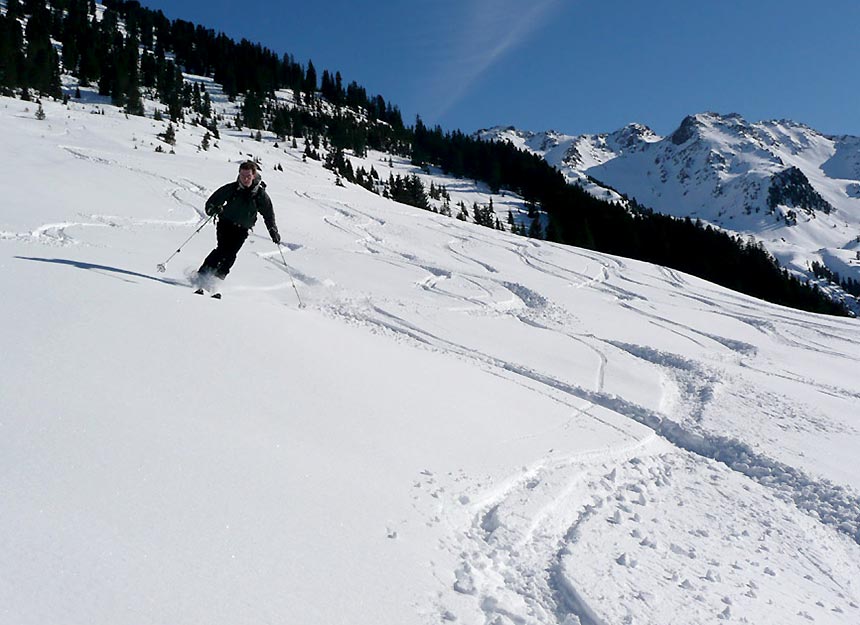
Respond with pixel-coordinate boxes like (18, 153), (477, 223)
(199, 218), (249, 279)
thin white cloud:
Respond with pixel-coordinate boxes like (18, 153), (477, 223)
(422, 0), (563, 123)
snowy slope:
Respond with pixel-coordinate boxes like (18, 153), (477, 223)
(479, 114), (860, 298)
(3, 91), (860, 625)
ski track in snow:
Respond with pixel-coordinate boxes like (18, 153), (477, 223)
(3, 146), (207, 247)
(314, 201), (860, 549)
(420, 438), (860, 625)
(302, 192), (860, 623)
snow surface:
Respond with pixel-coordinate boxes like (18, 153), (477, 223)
(2, 91), (860, 625)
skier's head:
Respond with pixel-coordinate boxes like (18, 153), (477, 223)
(238, 160), (258, 188)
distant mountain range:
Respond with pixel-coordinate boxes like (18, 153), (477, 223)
(478, 113), (860, 295)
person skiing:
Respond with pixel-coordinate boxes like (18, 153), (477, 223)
(195, 160), (280, 293)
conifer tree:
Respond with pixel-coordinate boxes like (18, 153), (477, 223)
(192, 82), (202, 112)
(203, 117), (220, 139)
(0, 13), (25, 91)
(544, 217), (560, 242)
(140, 51), (156, 89)
(304, 60), (317, 100)
(351, 128), (368, 158)
(158, 123), (176, 146)
(163, 67), (185, 122)
(124, 79), (145, 116)
(122, 34), (145, 115)
(60, 5), (80, 74)
(24, 3), (60, 97)
(271, 112), (289, 140)
(320, 69), (334, 102)
(334, 71), (344, 105)
(76, 16), (99, 85)
(48, 47), (62, 97)
(241, 91), (264, 129)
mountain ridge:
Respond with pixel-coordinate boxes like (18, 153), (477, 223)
(477, 113), (860, 304)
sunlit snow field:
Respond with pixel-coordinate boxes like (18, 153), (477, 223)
(2, 89), (860, 625)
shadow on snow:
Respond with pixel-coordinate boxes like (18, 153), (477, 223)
(15, 256), (186, 287)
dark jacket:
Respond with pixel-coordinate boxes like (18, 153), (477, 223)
(206, 174), (279, 240)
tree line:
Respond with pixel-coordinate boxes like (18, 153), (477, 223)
(1, 0), (404, 128)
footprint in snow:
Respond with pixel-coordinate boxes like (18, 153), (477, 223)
(640, 537), (658, 549)
(453, 566), (476, 595)
(704, 569), (721, 582)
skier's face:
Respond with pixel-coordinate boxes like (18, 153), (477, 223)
(239, 168), (255, 187)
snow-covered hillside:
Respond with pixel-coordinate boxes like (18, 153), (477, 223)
(479, 114), (860, 299)
(3, 90), (860, 625)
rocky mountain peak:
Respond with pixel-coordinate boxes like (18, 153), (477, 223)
(669, 115), (703, 146)
(607, 123), (660, 150)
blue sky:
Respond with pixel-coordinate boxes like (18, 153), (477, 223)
(136, 0), (860, 137)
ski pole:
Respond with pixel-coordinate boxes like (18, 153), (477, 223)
(156, 215), (214, 272)
(278, 243), (305, 308)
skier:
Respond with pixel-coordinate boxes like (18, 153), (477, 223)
(195, 160), (280, 294)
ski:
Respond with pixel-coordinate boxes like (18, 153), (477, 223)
(194, 287), (221, 299)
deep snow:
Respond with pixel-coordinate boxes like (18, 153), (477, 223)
(2, 88), (860, 625)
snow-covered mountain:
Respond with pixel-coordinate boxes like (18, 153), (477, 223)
(3, 84), (860, 625)
(479, 113), (860, 292)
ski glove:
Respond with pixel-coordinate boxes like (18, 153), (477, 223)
(205, 203), (223, 217)
(269, 228), (281, 245)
